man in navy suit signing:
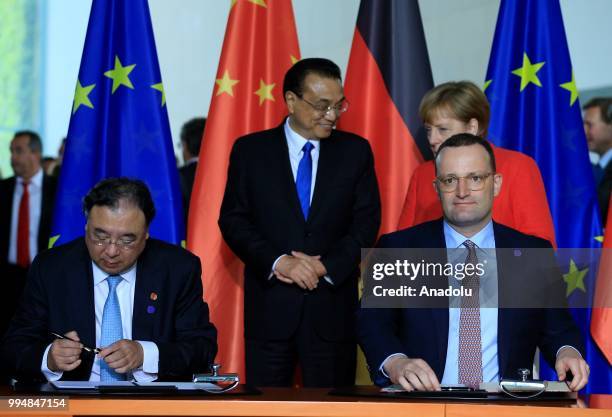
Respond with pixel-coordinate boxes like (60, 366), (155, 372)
(357, 133), (589, 392)
(1, 177), (217, 382)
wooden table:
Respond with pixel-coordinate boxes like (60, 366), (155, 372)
(0, 387), (609, 417)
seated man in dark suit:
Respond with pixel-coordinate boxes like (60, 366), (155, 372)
(1, 177), (217, 382)
(357, 133), (589, 392)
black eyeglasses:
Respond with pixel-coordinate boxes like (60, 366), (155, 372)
(295, 94), (349, 116)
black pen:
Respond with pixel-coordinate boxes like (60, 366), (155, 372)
(50, 332), (101, 354)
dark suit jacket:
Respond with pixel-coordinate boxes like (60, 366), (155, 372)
(598, 162), (611, 221)
(357, 220), (583, 384)
(179, 160), (197, 222)
(0, 237), (217, 382)
(0, 174), (56, 340)
(219, 121), (381, 342)
(0, 174), (57, 263)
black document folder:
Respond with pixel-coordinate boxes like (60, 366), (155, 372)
(329, 385), (576, 402)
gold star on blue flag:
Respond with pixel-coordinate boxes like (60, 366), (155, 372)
(485, 0), (606, 394)
(52, 0), (184, 247)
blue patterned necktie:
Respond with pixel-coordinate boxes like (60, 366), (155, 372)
(100, 275), (125, 381)
(458, 240), (482, 388)
(296, 142), (314, 219)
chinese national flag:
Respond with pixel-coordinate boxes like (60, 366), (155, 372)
(592, 197), (612, 365)
(187, 0), (300, 382)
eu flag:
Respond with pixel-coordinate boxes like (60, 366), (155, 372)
(485, 0), (610, 393)
(50, 0), (184, 247)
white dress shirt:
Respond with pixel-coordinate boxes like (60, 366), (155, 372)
(8, 169), (43, 264)
(598, 148), (612, 170)
(441, 220), (499, 384)
(41, 262), (159, 382)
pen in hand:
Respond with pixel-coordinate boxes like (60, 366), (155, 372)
(50, 332), (101, 354)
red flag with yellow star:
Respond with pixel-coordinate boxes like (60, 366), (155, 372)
(187, 0), (300, 382)
(592, 197), (612, 364)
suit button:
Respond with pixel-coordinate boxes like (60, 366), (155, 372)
(305, 232), (313, 238)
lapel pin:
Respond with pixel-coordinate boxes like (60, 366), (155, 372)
(147, 305), (156, 314)
(150, 292), (158, 301)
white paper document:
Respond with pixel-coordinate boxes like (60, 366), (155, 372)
(51, 380), (221, 391)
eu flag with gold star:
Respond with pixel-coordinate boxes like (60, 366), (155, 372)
(51, 0), (184, 247)
(485, 0), (610, 393)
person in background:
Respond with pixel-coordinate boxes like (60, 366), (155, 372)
(0, 131), (56, 339)
(398, 81), (556, 247)
(582, 97), (612, 220)
(179, 118), (206, 222)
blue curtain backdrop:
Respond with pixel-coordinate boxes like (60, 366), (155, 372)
(485, 0), (610, 393)
(51, 0), (184, 247)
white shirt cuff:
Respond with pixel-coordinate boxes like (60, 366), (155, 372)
(269, 254), (288, 280)
(132, 341), (158, 382)
(41, 344), (64, 381)
(556, 345), (582, 358)
(379, 353), (408, 378)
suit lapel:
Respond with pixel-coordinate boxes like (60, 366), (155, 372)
(72, 243), (96, 348)
(492, 222), (512, 377)
(132, 242), (161, 340)
(430, 221), (450, 375)
(308, 135), (333, 222)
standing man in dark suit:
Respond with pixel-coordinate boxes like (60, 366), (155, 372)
(0, 131), (57, 338)
(1, 177), (217, 382)
(178, 117), (206, 222)
(583, 98), (612, 220)
(219, 58), (381, 387)
(358, 133), (589, 392)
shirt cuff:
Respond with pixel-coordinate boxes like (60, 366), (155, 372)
(41, 344), (64, 381)
(131, 341), (158, 382)
(269, 254), (288, 280)
(323, 275), (334, 285)
(556, 345), (582, 358)
(379, 353), (408, 379)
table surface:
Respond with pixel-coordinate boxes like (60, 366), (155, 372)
(0, 387), (609, 417)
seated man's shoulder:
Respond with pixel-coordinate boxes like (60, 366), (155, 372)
(36, 237), (87, 264)
(493, 222), (553, 248)
(377, 220), (442, 248)
(144, 238), (199, 264)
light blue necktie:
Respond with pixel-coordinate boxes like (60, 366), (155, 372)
(296, 142), (314, 219)
(100, 275), (125, 381)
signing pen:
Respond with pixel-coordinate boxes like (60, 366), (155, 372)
(50, 332), (101, 354)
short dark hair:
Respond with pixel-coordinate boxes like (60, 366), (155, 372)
(583, 97), (612, 124)
(283, 58), (342, 98)
(13, 130), (43, 154)
(83, 177), (156, 226)
(435, 133), (496, 173)
(180, 117), (206, 157)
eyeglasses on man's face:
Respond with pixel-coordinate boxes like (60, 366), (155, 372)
(435, 173), (494, 193)
(294, 93), (349, 116)
(89, 233), (139, 250)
